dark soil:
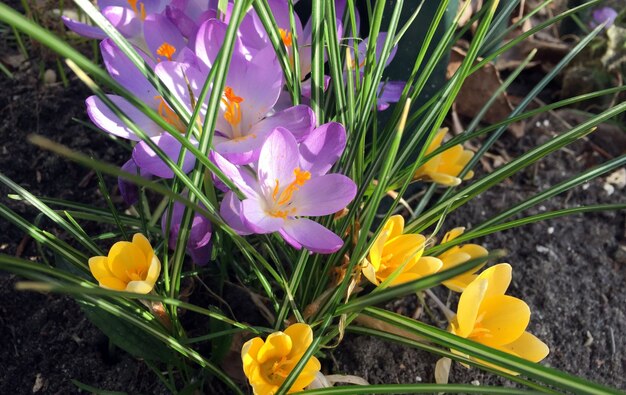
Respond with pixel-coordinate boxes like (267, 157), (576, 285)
(2, 9), (626, 395)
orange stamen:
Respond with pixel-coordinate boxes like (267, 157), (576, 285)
(221, 86), (244, 127)
(140, 3), (146, 21)
(154, 96), (185, 132)
(268, 168), (311, 218)
(127, 0), (139, 13)
(279, 28), (293, 47)
(156, 42), (176, 61)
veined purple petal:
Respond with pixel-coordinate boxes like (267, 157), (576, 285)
(241, 198), (284, 234)
(210, 151), (261, 198)
(86, 94), (163, 140)
(165, 5), (198, 43)
(281, 218), (344, 253)
(299, 122), (346, 176)
(213, 127), (273, 165)
(196, 19), (249, 68)
(132, 133), (196, 178)
(251, 105), (315, 143)
(62, 16), (107, 39)
(101, 39), (157, 103)
(144, 14), (187, 61)
(102, 6), (142, 38)
(257, 128), (300, 192)
(291, 174), (356, 216)
(220, 191), (253, 235)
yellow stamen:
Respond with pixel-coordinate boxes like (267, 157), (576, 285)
(221, 86), (244, 127)
(279, 28), (293, 47)
(154, 96), (185, 132)
(268, 168), (311, 218)
(156, 42), (176, 61)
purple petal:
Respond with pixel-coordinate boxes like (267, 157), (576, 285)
(102, 6), (141, 38)
(257, 128), (300, 191)
(291, 174), (356, 216)
(86, 94), (163, 140)
(143, 14), (187, 61)
(357, 32), (398, 67)
(377, 80), (405, 111)
(299, 122), (346, 176)
(165, 5), (199, 42)
(591, 7), (618, 28)
(212, 128), (273, 165)
(281, 218), (344, 253)
(196, 19), (249, 68)
(62, 16), (107, 39)
(251, 105), (315, 143)
(132, 134), (196, 178)
(241, 198), (284, 234)
(210, 151), (261, 198)
(301, 76), (331, 98)
(220, 191), (253, 235)
(100, 39), (157, 102)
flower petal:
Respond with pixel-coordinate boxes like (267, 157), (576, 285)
(86, 95), (163, 140)
(88, 256), (113, 282)
(280, 218), (344, 254)
(455, 278), (488, 338)
(241, 198), (284, 234)
(477, 263), (512, 298)
(241, 337), (264, 376)
(499, 332), (549, 363)
(257, 128), (300, 190)
(126, 280), (154, 294)
(62, 16), (107, 39)
(291, 174), (356, 217)
(220, 191), (253, 235)
(477, 294), (530, 347)
(257, 331), (292, 364)
(284, 323), (313, 356)
(100, 39), (157, 102)
(299, 122), (346, 176)
(132, 134), (196, 179)
(143, 14), (187, 61)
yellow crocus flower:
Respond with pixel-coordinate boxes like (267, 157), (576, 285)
(88, 233), (161, 294)
(363, 215), (442, 286)
(450, 263), (549, 368)
(413, 128), (475, 186)
(436, 227), (488, 292)
(241, 323), (321, 394)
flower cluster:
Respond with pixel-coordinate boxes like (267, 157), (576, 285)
(68, 0), (408, 261)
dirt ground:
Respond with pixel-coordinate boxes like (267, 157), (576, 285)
(2, 8), (626, 395)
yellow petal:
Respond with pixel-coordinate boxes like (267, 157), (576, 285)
(457, 244), (488, 260)
(455, 278), (488, 338)
(107, 241), (145, 282)
(425, 128), (448, 154)
(442, 227), (465, 243)
(257, 331), (292, 364)
(361, 260), (379, 285)
(476, 263), (512, 298)
(284, 323), (313, 356)
(429, 172), (461, 186)
(384, 215), (405, 239)
(440, 251), (472, 271)
(241, 337), (264, 377)
(477, 295), (530, 347)
(500, 331), (549, 363)
(132, 233), (154, 261)
(442, 272), (477, 292)
(145, 255), (162, 284)
(98, 276), (128, 291)
(369, 229), (389, 271)
(88, 256), (113, 283)
(125, 280), (154, 294)
(439, 144), (463, 164)
(248, 363), (276, 395)
(288, 356), (321, 393)
(407, 256), (443, 277)
(463, 170), (475, 180)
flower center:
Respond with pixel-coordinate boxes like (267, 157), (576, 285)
(468, 312), (493, 340)
(221, 86), (244, 136)
(268, 167), (311, 219)
(126, 267), (146, 282)
(156, 42), (176, 61)
(127, 0), (146, 20)
(279, 28), (293, 47)
(154, 96), (186, 132)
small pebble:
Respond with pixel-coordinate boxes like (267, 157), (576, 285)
(43, 69), (56, 85)
(547, 227), (554, 234)
(471, 380), (480, 386)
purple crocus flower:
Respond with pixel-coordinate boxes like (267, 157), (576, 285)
(213, 125), (356, 254)
(194, 19), (315, 164)
(162, 200), (213, 265)
(86, 40), (198, 178)
(590, 7), (618, 29)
